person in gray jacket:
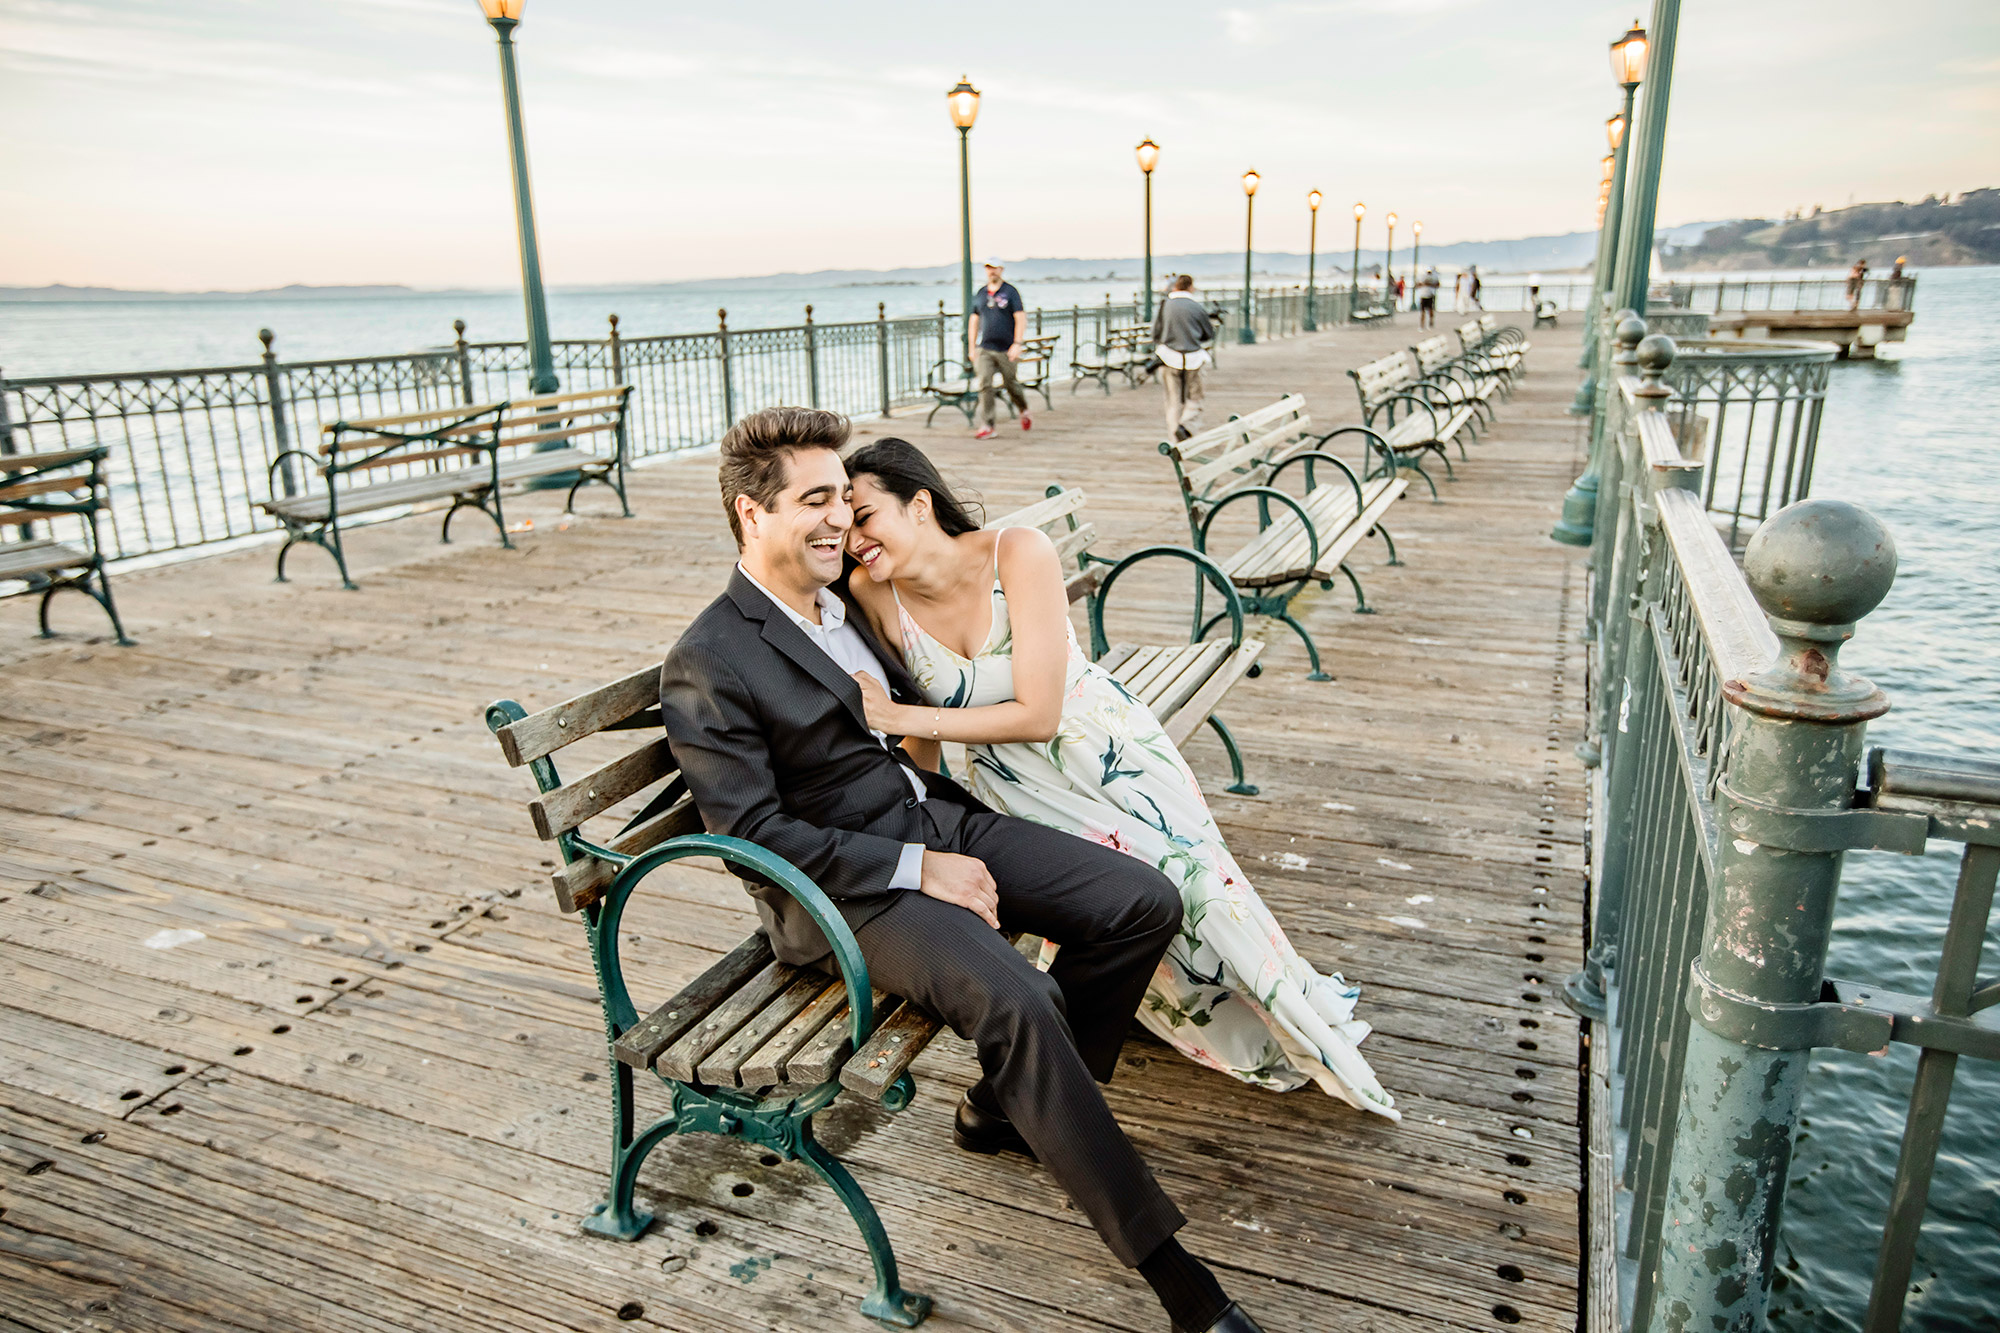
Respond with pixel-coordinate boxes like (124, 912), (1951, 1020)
(1151, 275), (1215, 441)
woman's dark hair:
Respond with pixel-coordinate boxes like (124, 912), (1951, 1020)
(844, 438), (985, 536)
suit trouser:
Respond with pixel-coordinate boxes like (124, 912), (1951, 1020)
(849, 801), (1187, 1266)
(973, 349), (1028, 427)
(1161, 365), (1205, 435)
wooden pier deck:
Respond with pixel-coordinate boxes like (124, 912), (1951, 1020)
(0, 317), (1591, 1333)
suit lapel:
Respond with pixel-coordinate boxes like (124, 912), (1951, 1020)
(728, 568), (873, 736)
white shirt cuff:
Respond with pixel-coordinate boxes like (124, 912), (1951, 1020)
(890, 842), (926, 892)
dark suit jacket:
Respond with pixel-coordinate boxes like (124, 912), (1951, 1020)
(658, 568), (986, 964)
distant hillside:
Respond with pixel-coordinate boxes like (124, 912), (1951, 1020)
(0, 283), (429, 302)
(1661, 191), (2000, 271)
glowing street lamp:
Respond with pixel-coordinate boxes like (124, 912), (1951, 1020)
(1238, 170), (1260, 344)
(1137, 138), (1160, 319)
(1304, 189), (1323, 330)
(947, 77), (981, 326)
(476, 0), (556, 397)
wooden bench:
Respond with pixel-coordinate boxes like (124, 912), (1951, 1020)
(988, 486), (1267, 794)
(1410, 334), (1505, 427)
(0, 445), (132, 645)
(260, 385), (633, 589)
(1456, 316), (1528, 376)
(921, 334), (1061, 427)
(1347, 352), (1478, 497)
(486, 672), (940, 1328)
(1159, 394), (1408, 681)
(1069, 323), (1150, 394)
(1533, 300), (1561, 329)
(1349, 289), (1394, 323)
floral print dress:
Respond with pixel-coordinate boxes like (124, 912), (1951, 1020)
(890, 561), (1397, 1118)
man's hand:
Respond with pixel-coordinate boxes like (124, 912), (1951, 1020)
(919, 850), (1000, 930)
(1006, 343), (1022, 362)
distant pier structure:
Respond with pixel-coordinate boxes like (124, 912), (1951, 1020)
(1657, 273), (1917, 359)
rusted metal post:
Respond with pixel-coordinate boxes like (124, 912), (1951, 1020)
(259, 329), (299, 499)
(1643, 498), (1898, 1332)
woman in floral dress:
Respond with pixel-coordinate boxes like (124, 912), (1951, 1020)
(839, 439), (1396, 1119)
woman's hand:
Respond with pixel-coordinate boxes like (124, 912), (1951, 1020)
(849, 671), (906, 735)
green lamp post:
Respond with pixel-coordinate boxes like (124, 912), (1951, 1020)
(1137, 138), (1160, 321)
(1349, 201), (1365, 322)
(1612, 3), (1674, 318)
(1237, 170), (1259, 344)
(1551, 19), (1650, 547)
(1410, 220), (1422, 301)
(479, 0), (557, 397)
(948, 77), (981, 332)
(1303, 190), (1322, 331)
(1384, 211), (1398, 312)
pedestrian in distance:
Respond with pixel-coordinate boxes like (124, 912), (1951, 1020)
(1468, 264), (1484, 311)
(1417, 267), (1441, 329)
(968, 258), (1030, 440)
(1527, 272), (1542, 308)
(1150, 274), (1216, 442)
(1452, 269), (1469, 314)
(1845, 257), (1869, 311)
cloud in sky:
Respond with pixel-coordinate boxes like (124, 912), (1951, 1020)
(1, 0), (1995, 289)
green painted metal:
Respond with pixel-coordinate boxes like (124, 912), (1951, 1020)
(1612, 0), (1679, 320)
(1349, 213), (1363, 324)
(487, 18), (558, 399)
(1568, 80), (1641, 420)
(1644, 499), (1897, 1333)
(482, 701), (933, 1328)
(1303, 204), (1318, 332)
(958, 126), (974, 341)
(1238, 193), (1257, 345)
(1142, 170), (1155, 323)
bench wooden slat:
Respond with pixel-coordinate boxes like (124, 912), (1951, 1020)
(1139, 641), (1231, 721)
(323, 403), (504, 434)
(336, 446), (485, 472)
(1305, 479), (1409, 581)
(786, 988), (893, 1086)
(1095, 643), (1142, 676)
(1161, 640), (1264, 748)
(737, 980), (852, 1088)
(0, 447), (106, 471)
(506, 386), (631, 411)
(657, 957), (797, 1081)
(549, 794), (703, 914)
(260, 448), (602, 521)
(0, 474), (93, 502)
(1050, 521), (1096, 566)
(700, 971), (845, 1087)
(611, 933), (775, 1070)
(1123, 642), (1208, 702)
(497, 663), (658, 766)
(838, 1000), (947, 1102)
(529, 735), (676, 840)
(0, 539), (91, 579)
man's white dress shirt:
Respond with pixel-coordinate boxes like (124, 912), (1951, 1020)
(738, 565), (927, 892)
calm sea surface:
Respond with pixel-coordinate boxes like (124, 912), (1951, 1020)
(3, 270), (1994, 1325)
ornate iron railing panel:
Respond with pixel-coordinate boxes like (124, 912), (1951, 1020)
(1658, 275), (1917, 314)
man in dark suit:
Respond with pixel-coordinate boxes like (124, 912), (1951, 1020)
(658, 407), (1265, 1333)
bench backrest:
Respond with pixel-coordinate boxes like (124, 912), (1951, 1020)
(1158, 394), (1315, 525)
(986, 486), (1100, 604)
(1411, 336), (1455, 375)
(0, 447), (106, 530)
(1455, 320), (1487, 353)
(1349, 353), (1417, 411)
(321, 385), (632, 475)
(488, 665), (692, 913)
(1015, 334), (1060, 379)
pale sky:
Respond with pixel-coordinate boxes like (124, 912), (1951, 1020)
(3, 0), (1996, 290)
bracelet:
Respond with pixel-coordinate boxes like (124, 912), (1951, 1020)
(931, 708), (942, 739)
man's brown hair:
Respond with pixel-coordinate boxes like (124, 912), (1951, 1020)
(716, 406), (851, 547)
(1172, 274), (1195, 291)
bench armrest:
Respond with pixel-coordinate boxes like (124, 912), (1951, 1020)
(1316, 424), (1402, 477)
(1197, 486), (1319, 578)
(1087, 543), (1250, 660)
(925, 358), (973, 390)
(1268, 450), (1365, 515)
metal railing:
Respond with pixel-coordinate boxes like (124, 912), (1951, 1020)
(1568, 338), (1997, 1332)
(3, 297), (1199, 566)
(1657, 274), (1918, 313)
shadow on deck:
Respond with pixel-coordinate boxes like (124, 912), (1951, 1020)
(1, 317), (1589, 1332)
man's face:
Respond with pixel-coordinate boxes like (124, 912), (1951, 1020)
(985, 265), (1003, 288)
(736, 447), (851, 591)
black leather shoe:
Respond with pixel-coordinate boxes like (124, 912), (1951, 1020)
(1172, 1302), (1267, 1333)
(952, 1093), (1037, 1161)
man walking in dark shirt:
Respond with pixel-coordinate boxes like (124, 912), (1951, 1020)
(968, 258), (1030, 439)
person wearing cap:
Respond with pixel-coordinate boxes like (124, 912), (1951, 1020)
(968, 259), (1031, 439)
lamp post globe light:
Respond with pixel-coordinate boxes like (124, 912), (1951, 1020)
(1553, 19), (1650, 546)
(1349, 201), (1365, 322)
(1238, 170), (1259, 345)
(1304, 189), (1322, 331)
(947, 76), (981, 330)
(1385, 211), (1398, 312)
(478, 0), (557, 398)
(1137, 138), (1160, 320)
